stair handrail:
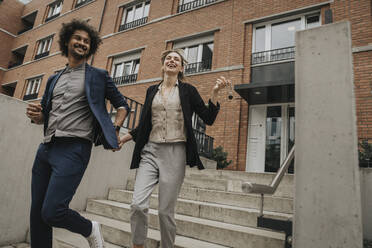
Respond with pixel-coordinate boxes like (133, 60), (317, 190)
(242, 145), (295, 216)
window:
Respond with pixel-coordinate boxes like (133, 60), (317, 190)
(252, 12), (321, 65)
(120, 1), (150, 31)
(178, 0), (218, 13)
(18, 11), (37, 35)
(35, 36), (53, 60)
(75, 0), (92, 8)
(23, 77), (42, 101)
(8, 46), (27, 69)
(111, 52), (141, 85)
(45, 0), (62, 22)
(174, 34), (214, 74)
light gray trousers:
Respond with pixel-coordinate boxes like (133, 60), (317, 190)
(130, 142), (186, 248)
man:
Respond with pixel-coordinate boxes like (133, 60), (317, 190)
(25, 19), (129, 248)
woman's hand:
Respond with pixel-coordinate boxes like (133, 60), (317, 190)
(211, 76), (231, 104)
(118, 133), (133, 149)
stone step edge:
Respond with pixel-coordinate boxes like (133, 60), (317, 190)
(54, 228), (125, 248)
(121, 183), (294, 200)
(109, 189), (293, 220)
(81, 212), (231, 248)
(87, 199), (286, 240)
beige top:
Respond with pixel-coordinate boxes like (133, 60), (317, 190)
(149, 82), (187, 143)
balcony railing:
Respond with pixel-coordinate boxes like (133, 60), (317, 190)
(45, 13), (60, 22)
(17, 26), (33, 35)
(75, 0), (92, 8)
(113, 74), (138, 86)
(185, 59), (212, 75)
(178, 0), (218, 13)
(8, 61), (23, 69)
(35, 51), (50, 60)
(119, 17), (148, 31)
(194, 128), (214, 158)
(109, 96), (214, 157)
(251, 46), (295, 65)
(23, 93), (38, 101)
(109, 96), (143, 131)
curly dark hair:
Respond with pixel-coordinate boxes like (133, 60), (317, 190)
(58, 19), (102, 58)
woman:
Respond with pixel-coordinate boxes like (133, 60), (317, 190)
(119, 49), (229, 248)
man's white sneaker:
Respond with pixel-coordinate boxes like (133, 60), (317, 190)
(87, 221), (105, 248)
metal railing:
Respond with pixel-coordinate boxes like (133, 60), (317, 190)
(185, 59), (212, 75)
(35, 51), (50, 60)
(178, 0), (218, 13)
(8, 61), (23, 69)
(119, 17), (148, 31)
(109, 96), (143, 130)
(45, 13), (60, 22)
(109, 96), (215, 158)
(75, 0), (92, 8)
(251, 46), (295, 65)
(17, 26), (33, 35)
(113, 74), (138, 85)
(193, 129), (214, 158)
(23, 93), (38, 101)
(242, 145), (295, 215)
(242, 145), (295, 248)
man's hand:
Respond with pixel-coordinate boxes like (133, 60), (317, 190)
(112, 130), (122, 152)
(26, 103), (44, 124)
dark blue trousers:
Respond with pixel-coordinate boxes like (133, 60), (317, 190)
(30, 137), (93, 248)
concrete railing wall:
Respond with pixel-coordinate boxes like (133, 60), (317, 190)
(0, 94), (134, 245)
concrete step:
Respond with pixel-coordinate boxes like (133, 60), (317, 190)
(80, 212), (231, 248)
(54, 228), (126, 248)
(0, 244), (30, 248)
(182, 176), (293, 198)
(86, 199), (285, 248)
(108, 189), (292, 227)
(185, 168), (294, 185)
(129, 168), (294, 198)
(125, 180), (293, 214)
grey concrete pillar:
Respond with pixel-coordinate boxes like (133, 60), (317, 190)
(294, 21), (363, 247)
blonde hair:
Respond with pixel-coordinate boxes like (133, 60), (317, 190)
(160, 49), (188, 81)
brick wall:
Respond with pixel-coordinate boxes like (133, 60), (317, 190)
(0, 0), (371, 171)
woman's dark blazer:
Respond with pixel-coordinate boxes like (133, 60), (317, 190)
(129, 81), (220, 170)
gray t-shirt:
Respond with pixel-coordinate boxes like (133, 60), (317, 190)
(44, 63), (94, 143)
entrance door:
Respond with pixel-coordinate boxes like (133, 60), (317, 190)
(246, 106), (266, 172)
(246, 104), (295, 173)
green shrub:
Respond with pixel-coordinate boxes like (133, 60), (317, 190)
(210, 146), (232, 170)
(359, 140), (372, 168)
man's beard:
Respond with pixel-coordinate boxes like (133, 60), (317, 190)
(70, 45), (89, 59)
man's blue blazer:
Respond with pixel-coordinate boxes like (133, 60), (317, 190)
(40, 63), (129, 149)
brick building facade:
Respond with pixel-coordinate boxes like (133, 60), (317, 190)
(0, 0), (371, 171)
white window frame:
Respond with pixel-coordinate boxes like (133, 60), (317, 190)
(47, 0), (62, 18)
(173, 34), (214, 64)
(121, 1), (150, 25)
(111, 52), (141, 78)
(36, 36), (53, 55)
(252, 11), (321, 53)
(25, 77), (42, 96)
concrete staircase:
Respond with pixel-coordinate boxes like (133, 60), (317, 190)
(4, 168), (294, 248)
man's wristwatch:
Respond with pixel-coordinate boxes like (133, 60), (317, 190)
(114, 125), (121, 132)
